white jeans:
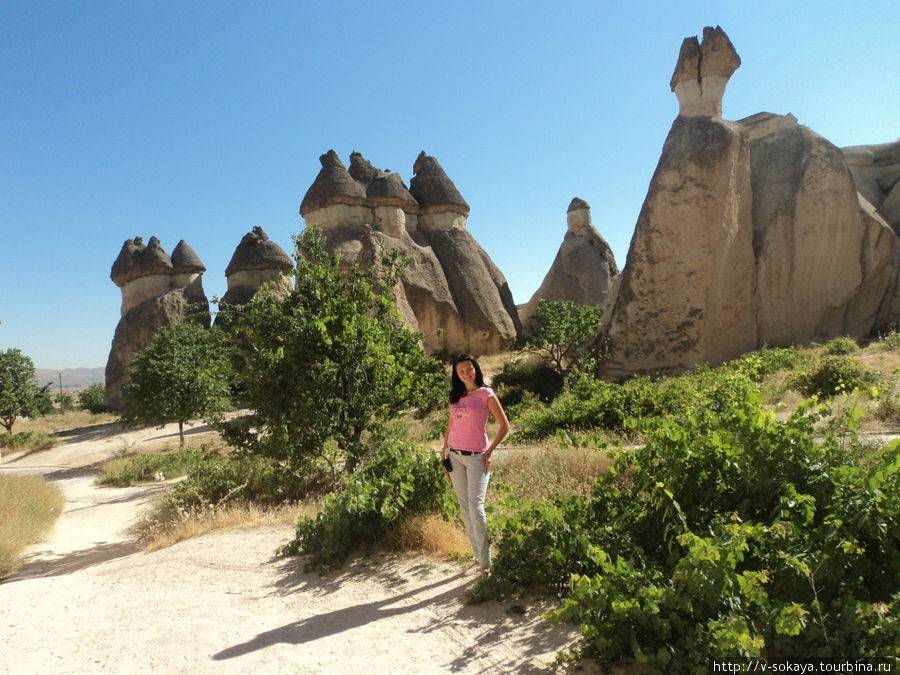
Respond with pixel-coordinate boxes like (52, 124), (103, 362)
(448, 450), (491, 568)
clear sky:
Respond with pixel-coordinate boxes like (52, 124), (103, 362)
(2, 0), (898, 370)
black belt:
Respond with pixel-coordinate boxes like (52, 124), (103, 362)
(449, 448), (481, 456)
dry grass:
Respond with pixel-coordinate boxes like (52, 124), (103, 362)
(491, 444), (612, 502)
(136, 500), (318, 552)
(383, 514), (471, 557)
(17, 409), (118, 435)
(0, 474), (66, 579)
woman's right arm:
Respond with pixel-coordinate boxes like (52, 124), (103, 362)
(442, 406), (453, 459)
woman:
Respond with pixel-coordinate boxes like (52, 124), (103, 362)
(441, 353), (509, 573)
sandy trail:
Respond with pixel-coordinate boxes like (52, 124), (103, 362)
(0, 422), (591, 674)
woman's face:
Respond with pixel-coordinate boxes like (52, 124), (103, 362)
(456, 360), (477, 388)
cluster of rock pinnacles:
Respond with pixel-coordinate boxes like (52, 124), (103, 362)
(105, 25), (900, 409)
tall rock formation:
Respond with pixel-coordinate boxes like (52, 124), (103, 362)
(594, 27), (900, 380)
(519, 198), (619, 328)
(597, 27), (757, 379)
(300, 150), (520, 355)
(747, 123), (899, 344)
(216, 227), (294, 328)
(105, 237), (209, 409)
(409, 151), (521, 354)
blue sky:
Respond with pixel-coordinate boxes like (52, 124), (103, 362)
(2, 0), (898, 370)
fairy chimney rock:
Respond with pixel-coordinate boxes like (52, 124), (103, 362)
(350, 151), (420, 237)
(106, 236), (210, 410)
(300, 149), (370, 231)
(110, 236), (175, 316)
(223, 226), (292, 294)
(519, 198), (619, 327)
(409, 151), (470, 233)
(670, 26), (741, 118)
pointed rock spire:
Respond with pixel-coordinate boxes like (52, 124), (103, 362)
(409, 151), (469, 215)
(171, 240), (206, 274)
(300, 149), (367, 216)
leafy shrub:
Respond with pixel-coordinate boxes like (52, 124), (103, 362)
(55, 393), (75, 411)
(97, 447), (208, 486)
(727, 346), (807, 381)
(169, 450), (317, 509)
(825, 336), (859, 355)
(0, 430), (58, 451)
(490, 354), (564, 407)
(476, 374), (900, 668)
(514, 374), (671, 439)
(876, 325), (900, 351)
(78, 383), (108, 414)
(281, 440), (455, 572)
(788, 355), (879, 398)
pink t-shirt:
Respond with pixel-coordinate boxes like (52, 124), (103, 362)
(448, 387), (495, 453)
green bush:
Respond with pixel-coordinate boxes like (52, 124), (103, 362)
(490, 354), (564, 407)
(824, 336), (859, 355)
(788, 355), (879, 398)
(168, 451), (317, 509)
(78, 383), (108, 414)
(514, 374), (671, 439)
(877, 326), (900, 352)
(476, 374), (900, 668)
(97, 447), (208, 486)
(0, 431), (58, 451)
(281, 440), (455, 572)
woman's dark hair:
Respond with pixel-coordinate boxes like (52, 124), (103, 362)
(450, 353), (485, 404)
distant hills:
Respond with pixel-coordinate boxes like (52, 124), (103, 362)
(35, 367), (105, 393)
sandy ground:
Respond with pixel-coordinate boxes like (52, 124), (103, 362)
(0, 422), (595, 674)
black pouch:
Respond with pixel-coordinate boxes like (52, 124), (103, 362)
(442, 456), (453, 472)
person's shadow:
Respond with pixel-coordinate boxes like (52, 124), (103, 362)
(211, 571), (464, 661)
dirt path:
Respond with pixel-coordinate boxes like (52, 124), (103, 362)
(0, 423), (593, 674)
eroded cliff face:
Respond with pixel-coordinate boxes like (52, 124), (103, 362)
(593, 26), (900, 379)
(300, 150), (520, 356)
(597, 115), (757, 379)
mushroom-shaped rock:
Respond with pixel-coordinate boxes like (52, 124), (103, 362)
(171, 240), (206, 274)
(224, 227), (293, 277)
(409, 151), (469, 216)
(670, 26), (740, 118)
(110, 236), (174, 286)
(300, 149), (367, 216)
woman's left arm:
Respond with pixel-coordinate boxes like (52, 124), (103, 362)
(483, 394), (510, 470)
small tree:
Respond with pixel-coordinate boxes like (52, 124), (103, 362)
(527, 299), (603, 385)
(121, 322), (233, 447)
(78, 383), (108, 414)
(0, 348), (52, 434)
(224, 227), (445, 473)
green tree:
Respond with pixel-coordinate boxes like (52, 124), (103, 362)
(121, 322), (234, 447)
(0, 349), (52, 434)
(223, 227), (444, 473)
(527, 299), (603, 384)
(78, 383), (108, 414)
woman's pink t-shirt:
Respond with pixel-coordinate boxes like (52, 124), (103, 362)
(448, 387), (495, 453)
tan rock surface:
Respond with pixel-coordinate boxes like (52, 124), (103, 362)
(751, 125), (898, 344)
(598, 115), (757, 378)
(519, 199), (618, 328)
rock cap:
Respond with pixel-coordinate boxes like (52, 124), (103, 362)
(300, 149), (367, 216)
(110, 236), (174, 286)
(171, 240), (206, 274)
(224, 227), (293, 276)
(409, 151), (469, 216)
